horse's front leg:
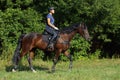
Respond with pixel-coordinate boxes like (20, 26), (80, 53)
(52, 49), (61, 72)
(64, 51), (73, 70)
(28, 51), (36, 73)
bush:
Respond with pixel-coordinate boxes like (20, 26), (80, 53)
(0, 8), (44, 60)
(0, 0), (120, 60)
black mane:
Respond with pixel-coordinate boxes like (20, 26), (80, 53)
(60, 23), (81, 34)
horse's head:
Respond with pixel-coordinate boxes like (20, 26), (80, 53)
(75, 23), (90, 41)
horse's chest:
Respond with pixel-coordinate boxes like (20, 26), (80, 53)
(63, 45), (69, 50)
(60, 42), (70, 51)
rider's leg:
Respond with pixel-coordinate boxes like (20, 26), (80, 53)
(48, 31), (57, 48)
(45, 28), (58, 50)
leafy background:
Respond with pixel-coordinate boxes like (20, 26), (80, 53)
(0, 0), (120, 60)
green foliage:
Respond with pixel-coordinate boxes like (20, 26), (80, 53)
(70, 35), (90, 60)
(0, 1), (44, 59)
(89, 49), (101, 59)
(0, 0), (120, 60)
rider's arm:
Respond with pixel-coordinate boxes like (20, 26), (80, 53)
(47, 18), (58, 30)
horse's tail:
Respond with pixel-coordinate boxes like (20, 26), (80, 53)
(12, 34), (25, 64)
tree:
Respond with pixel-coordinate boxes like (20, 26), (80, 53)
(0, 0), (120, 60)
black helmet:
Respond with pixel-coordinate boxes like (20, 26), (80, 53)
(48, 7), (54, 11)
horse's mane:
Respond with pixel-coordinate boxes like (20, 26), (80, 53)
(60, 23), (81, 34)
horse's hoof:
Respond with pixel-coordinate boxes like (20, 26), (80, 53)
(12, 69), (16, 72)
(51, 69), (55, 73)
(32, 70), (37, 73)
(68, 69), (72, 72)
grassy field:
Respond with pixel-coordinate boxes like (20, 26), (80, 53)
(0, 59), (120, 80)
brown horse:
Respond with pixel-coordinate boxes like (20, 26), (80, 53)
(12, 22), (90, 72)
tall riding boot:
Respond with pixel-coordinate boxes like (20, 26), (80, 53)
(48, 42), (54, 48)
(47, 30), (58, 51)
(47, 38), (55, 51)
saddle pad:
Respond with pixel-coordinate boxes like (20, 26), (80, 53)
(42, 34), (51, 43)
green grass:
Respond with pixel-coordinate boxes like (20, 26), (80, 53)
(0, 59), (120, 80)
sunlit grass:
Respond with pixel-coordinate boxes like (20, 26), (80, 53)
(0, 59), (120, 80)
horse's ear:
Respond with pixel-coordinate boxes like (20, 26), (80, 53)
(81, 22), (87, 29)
(84, 24), (88, 29)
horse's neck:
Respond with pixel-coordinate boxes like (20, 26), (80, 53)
(68, 30), (77, 41)
(60, 30), (77, 42)
(61, 31), (77, 41)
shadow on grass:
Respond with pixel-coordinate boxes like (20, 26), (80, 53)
(5, 64), (49, 72)
(5, 65), (69, 74)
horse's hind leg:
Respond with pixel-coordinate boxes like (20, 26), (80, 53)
(12, 55), (20, 72)
(28, 50), (36, 73)
(12, 50), (27, 72)
(64, 51), (73, 69)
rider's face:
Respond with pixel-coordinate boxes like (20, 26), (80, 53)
(50, 9), (55, 14)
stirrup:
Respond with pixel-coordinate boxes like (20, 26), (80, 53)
(48, 43), (53, 48)
(47, 43), (54, 51)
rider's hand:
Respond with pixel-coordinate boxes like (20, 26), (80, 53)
(54, 27), (59, 30)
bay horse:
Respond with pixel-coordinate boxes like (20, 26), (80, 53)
(12, 22), (90, 72)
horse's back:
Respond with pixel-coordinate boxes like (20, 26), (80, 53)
(23, 33), (41, 41)
(21, 33), (42, 48)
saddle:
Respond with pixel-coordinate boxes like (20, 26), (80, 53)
(42, 30), (52, 43)
(42, 30), (59, 51)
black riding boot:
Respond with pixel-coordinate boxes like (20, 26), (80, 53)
(47, 36), (56, 51)
(48, 42), (54, 49)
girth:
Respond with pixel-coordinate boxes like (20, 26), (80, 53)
(60, 41), (70, 44)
